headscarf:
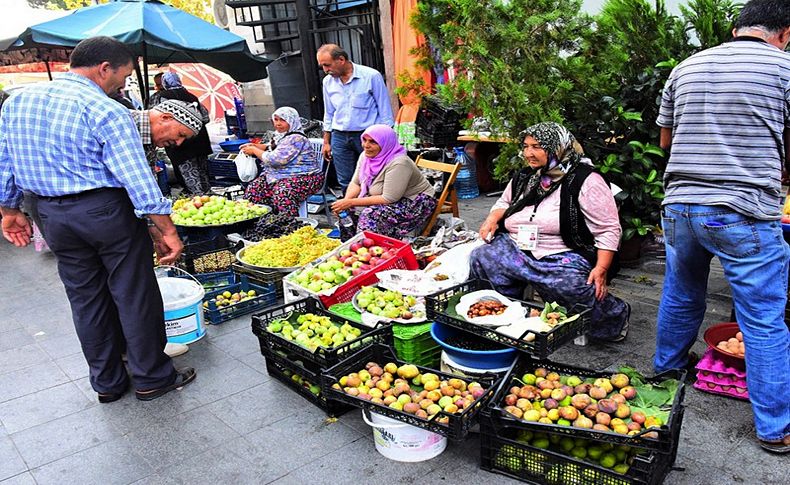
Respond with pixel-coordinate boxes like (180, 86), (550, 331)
(270, 106), (303, 145)
(161, 72), (183, 90)
(508, 122), (590, 210)
(153, 99), (203, 135)
(358, 124), (407, 197)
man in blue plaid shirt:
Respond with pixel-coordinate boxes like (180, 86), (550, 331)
(0, 37), (196, 403)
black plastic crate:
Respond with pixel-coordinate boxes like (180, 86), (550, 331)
(177, 236), (240, 274)
(320, 343), (501, 440)
(263, 348), (352, 417)
(232, 262), (287, 300)
(203, 276), (277, 324)
(426, 279), (590, 359)
(479, 409), (683, 485)
(488, 353), (686, 454)
(251, 297), (392, 369)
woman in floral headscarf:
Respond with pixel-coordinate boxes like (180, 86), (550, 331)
(331, 124), (436, 240)
(241, 106), (323, 217)
(471, 122), (630, 342)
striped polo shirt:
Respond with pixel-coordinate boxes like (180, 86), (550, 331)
(657, 38), (790, 220)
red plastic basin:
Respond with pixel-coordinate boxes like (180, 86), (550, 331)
(703, 322), (744, 361)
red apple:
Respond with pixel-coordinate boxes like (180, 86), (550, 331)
(369, 257), (381, 266)
(362, 237), (375, 248)
(370, 246), (384, 256)
(338, 256), (348, 264)
(380, 250), (395, 260)
(358, 264), (372, 272)
(356, 247), (369, 256)
(345, 256), (358, 266)
(350, 242), (362, 252)
(351, 267), (363, 276)
(357, 253), (372, 263)
(351, 261), (364, 269)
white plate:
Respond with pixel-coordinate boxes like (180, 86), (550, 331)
(454, 290), (526, 327)
(351, 287), (427, 324)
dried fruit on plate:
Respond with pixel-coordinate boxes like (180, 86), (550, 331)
(467, 299), (508, 318)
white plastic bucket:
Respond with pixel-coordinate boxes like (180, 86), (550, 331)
(362, 410), (447, 462)
(440, 351), (512, 378)
(157, 267), (206, 345)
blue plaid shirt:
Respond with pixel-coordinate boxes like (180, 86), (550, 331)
(0, 72), (170, 217)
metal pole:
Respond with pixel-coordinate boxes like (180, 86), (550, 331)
(295, 0), (321, 119)
(142, 43), (150, 108)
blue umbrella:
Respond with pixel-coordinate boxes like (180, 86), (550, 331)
(7, 0), (271, 96)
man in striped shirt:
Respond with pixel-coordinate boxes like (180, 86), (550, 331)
(655, 0), (790, 454)
(0, 37), (196, 403)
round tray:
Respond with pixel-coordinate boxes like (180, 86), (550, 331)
(351, 287), (427, 324)
(703, 322), (744, 361)
(235, 245), (301, 272)
(240, 217), (319, 245)
(172, 204), (271, 228)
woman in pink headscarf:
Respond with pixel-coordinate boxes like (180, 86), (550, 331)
(331, 125), (436, 240)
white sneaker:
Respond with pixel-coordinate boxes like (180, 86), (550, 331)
(164, 342), (189, 358)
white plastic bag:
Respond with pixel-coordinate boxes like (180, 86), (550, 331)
(234, 152), (258, 182)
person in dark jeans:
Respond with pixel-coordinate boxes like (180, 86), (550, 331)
(151, 72), (212, 195)
(0, 37), (196, 403)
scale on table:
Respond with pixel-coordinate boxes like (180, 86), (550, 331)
(213, 152), (239, 163)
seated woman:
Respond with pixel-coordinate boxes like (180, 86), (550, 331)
(471, 122), (629, 341)
(241, 107), (323, 217)
(331, 125), (436, 240)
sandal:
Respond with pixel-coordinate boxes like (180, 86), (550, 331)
(759, 436), (790, 454)
(135, 367), (196, 401)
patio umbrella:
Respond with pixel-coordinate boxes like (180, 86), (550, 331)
(168, 63), (241, 123)
(5, 0), (272, 102)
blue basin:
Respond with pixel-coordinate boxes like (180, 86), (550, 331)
(430, 322), (517, 369)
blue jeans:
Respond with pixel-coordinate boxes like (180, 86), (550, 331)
(655, 204), (790, 441)
(330, 130), (363, 194)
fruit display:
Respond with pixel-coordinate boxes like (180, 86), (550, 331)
(715, 331), (745, 358)
(203, 289), (257, 309)
(170, 195), (269, 226)
(239, 226), (340, 268)
(290, 237), (399, 293)
(493, 430), (645, 479)
(242, 213), (309, 242)
(353, 286), (425, 321)
(281, 368), (322, 398)
(467, 299), (507, 318)
(499, 366), (681, 440)
(266, 312), (363, 351)
(330, 361), (488, 425)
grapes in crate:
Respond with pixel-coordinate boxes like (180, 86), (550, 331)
(242, 213), (308, 242)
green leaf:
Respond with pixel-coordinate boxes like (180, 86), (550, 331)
(620, 111), (643, 121)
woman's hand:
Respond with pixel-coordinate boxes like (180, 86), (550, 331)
(479, 218), (499, 243)
(587, 265), (609, 301)
(331, 198), (355, 214)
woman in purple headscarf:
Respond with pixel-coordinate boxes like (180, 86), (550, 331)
(331, 125), (436, 240)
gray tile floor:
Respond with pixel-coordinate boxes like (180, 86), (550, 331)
(1, 196), (786, 484)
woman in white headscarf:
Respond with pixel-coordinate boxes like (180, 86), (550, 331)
(240, 107), (323, 217)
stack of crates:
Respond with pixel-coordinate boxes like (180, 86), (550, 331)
(392, 322), (441, 368)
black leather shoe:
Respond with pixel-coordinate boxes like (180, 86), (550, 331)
(135, 367), (196, 401)
(98, 383), (129, 403)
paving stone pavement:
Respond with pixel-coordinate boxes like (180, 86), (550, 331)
(0, 195), (786, 484)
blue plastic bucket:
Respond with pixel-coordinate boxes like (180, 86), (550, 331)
(430, 322), (517, 369)
(158, 276), (206, 344)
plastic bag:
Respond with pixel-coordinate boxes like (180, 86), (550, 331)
(234, 152), (258, 182)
